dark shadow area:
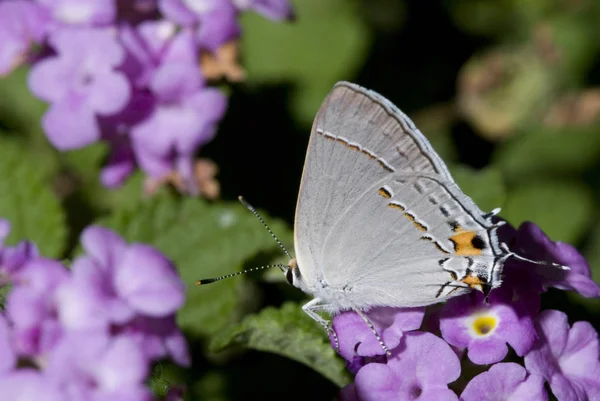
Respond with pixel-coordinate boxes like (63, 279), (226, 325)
(203, 83), (308, 225)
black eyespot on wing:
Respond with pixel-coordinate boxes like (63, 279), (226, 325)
(471, 235), (486, 250)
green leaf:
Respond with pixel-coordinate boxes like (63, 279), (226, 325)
(0, 137), (67, 258)
(0, 67), (60, 178)
(96, 193), (293, 338)
(583, 222), (600, 284)
(0, 67), (47, 139)
(61, 143), (145, 213)
(493, 124), (600, 184)
(210, 302), (351, 388)
(500, 180), (594, 243)
(449, 165), (507, 212)
(241, 0), (372, 125)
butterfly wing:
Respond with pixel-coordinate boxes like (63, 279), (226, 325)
(321, 171), (504, 308)
(294, 82), (505, 305)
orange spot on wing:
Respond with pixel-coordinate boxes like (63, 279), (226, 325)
(388, 203), (405, 211)
(449, 230), (483, 256)
(460, 275), (486, 290)
(378, 188), (391, 199)
(363, 150), (376, 159)
(404, 213), (427, 232)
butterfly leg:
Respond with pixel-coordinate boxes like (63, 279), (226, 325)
(353, 308), (391, 356)
(302, 298), (340, 352)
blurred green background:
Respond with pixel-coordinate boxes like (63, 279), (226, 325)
(1, 0), (600, 400)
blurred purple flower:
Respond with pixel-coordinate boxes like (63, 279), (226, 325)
(232, 0), (295, 21)
(121, 315), (190, 366)
(0, 314), (16, 376)
(37, 0), (117, 27)
(119, 22), (228, 192)
(57, 226), (186, 328)
(98, 90), (155, 188)
(525, 309), (600, 401)
(504, 222), (600, 298)
(439, 289), (536, 365)
(6, 258), (69, 356)
(0, 370), (61, 401)
(460, 363), (547, 401)
(119, 20), (181, 88)
(0, 222), (190, 400)
(331, 307), (425, 365)
(0, 219), (39, 280)
(158, 0), (240, 51)
(28, 27), (131, 150)
(0, 0), (293, 192)
(0, 1), (50, 76)
(131, 68), (227, 191)
(116, 0), (159, 23)
(344, 331), (460, 401)
(45, 332), (153, 400)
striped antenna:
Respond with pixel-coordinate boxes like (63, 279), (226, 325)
(196, 196), (293, 286)
(196, 264), (288, 286)
(237, 196), (293, 260)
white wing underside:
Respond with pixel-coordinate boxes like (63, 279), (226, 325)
(294, 82), (502, 310)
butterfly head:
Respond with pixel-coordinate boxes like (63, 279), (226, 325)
(285, 258), (301, 286)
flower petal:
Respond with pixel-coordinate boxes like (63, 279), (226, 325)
(80, 226), (127, 269)
(460, 363), (547, 401)
(115, 244), (185, 316)
(0, 314), (16, 374)
(87, 71), (131, 115)
(467, 337), (508, 365)
(42, 95), (101, 150)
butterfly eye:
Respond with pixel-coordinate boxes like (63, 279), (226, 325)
(286, 268), (294, 285)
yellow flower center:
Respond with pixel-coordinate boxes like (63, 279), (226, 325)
(472, 315), (498, 336)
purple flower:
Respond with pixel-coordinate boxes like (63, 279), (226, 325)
(120, 315), (190, 366)
(45, 332), (153, 400)
(28, 27), (131, 150)
(0, 219), (39, 280)
(439, 289), (536, 365)
(233, 0), (295, 21)
(332, 307), (425, 367)
(505, 222), (600, 298)
(119, 23), (228, 192)
(130, 66), (227, 191)
(524, 309), (600, 401)
(460, 363), (547, 401)
(6, 258), (69, 356)
(195, 3), (240, 52)
(97, 89), (154, 188)
(0, 1), (50, 76)
(57, 226), (186, 326)
(55, 226), (189, 365)
(0, 370), (62, 401)
(37, 0), (117, 27)
(0, 224), (189, 399)
(0, 314), (16, 376)
(158, 0), (240, 51)
(344, 331), (461, 401)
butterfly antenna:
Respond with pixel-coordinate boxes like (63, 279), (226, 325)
(196, 264), (288, 286)
(238, 196), (293, 260)
(499, 243), (570, 270)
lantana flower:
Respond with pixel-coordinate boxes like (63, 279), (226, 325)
(333, 221), (600, 400)
(525, 309), (600, 401)
(460, 363), (547, 401)
(0, 219), (190, 399)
